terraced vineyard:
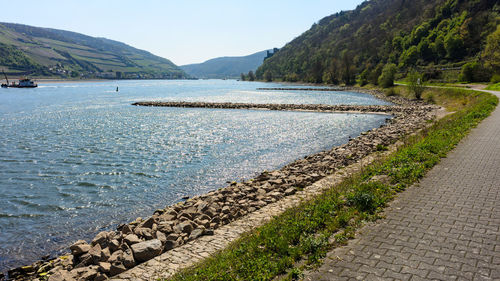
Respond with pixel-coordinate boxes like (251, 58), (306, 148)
(0, 22), (186, 79)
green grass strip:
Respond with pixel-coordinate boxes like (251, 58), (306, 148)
(486, 83), (500, 91)
(168, 90), (498, 281)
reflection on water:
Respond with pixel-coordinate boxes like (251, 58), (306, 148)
(0, 79), (390, 271)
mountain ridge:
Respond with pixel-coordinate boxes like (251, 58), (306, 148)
(180, 50), (270, 79)
(0, 22), (186, 79)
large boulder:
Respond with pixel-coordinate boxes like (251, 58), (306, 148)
(130, 239), (162, 262)
(124, 234), (142, 245)
(69, 240), (91, 256)
(174, 221), (194, 234)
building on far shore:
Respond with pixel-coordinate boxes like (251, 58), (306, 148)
(264, 48), (280, 61)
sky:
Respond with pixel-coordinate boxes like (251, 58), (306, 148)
(1, 0), (364, 66)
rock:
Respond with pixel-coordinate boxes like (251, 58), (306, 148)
(80, 267), (98, 280)
(153, 208), (165, 215)
(196, 201), (209, 213)
(130, 217), (143, 226)
(284, 188), (297, 196)
(124, 234), (142, 245)
(203, 207), (216, 217)
(108, 239), (120, 252)
(268, 191), (283, 199)
(91, 231), (109, 247)
(101, 247), (111, 262)
(158, 221), (174, 233)
(138, 217), (155, 229)
(70, 267), (96, 279)
(204, 228), (214, 236)
(88, 244), (102, 264)
(60, 255), (74, 269)
(94, 273), (108, 281)
(188, 228), (204, 240)
(109, 262), (127, 276)
(163, 240), (176, 251)
(165, 233), (179, 241)
(160, 213), (177, 221)
(70, 240), (91, 256)
(48, 269), (75, 281)
(174, 221), (194, 234)
(98, 262), (111, 273)
(156, 231), (167, 244)
(130, 239), (162, 262)
(120, 224), (134, 235)
(122, 248), (136, 268)
(134, 227), (154, 240)
(74, 253), (92, 268)
(221, 206), (230, 214)
(107, 250), (123, 264)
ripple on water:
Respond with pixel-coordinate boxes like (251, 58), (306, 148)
(0, 80), (391, 272)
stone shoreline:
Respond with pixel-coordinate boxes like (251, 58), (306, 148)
(5, 90), (441, 281)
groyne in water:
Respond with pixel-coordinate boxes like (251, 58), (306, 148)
(131, 101), (413, 115)
(8, 98), (441, 280)
(256, 87), (344, 91)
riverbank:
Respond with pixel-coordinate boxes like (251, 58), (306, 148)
(165, 87), (497, 281)
(4, 88), (444, 280)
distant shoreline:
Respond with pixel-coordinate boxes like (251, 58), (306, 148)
(35, 79), (112, 84)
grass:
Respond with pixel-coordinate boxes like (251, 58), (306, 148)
(486, 83), (500, 91)
(168, 87), (498, 281)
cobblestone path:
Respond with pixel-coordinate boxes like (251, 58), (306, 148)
(304, 90), (500, 280)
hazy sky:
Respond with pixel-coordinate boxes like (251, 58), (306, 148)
(1, 0), (364, 65)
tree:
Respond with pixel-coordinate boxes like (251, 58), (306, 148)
(264, 70), (273, 82)
(240, 73), (246, 81)
(459, 62), (492, 82)
(70, 71), (79, 78)
(407, 71), (425, 99)
(359, 68), (370, 86)
(482, 25), (500, 74)
(247, 71), (255, 81)
(341, 51), (355, 85)
(378, 64), (397, 88)
(400, 46), (419, 66)
(444, 33), (465, 59)
(369, 64), (383, 85)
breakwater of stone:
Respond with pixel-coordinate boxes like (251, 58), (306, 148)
(7, 98), (440, 281)
(132, 101), (405, 115)
(256, 87), (344, 91)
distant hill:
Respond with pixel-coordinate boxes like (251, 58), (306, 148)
(257, 0), (499, 84)
(180, 50), (271, 79)
(0, 22), (186, 79)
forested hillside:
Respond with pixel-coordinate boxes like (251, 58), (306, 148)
(257, 0), (499, 84)
(0, 22), (186, 79)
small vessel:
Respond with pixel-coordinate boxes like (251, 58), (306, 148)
(2, 70), (38, 88)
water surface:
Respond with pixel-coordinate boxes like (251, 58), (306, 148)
(0, 80), (390, 271)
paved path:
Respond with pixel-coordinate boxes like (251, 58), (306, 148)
(304, 90), (500, 281)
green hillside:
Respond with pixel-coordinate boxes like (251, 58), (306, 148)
(0, 22), (186, 79)
(257, 0), (499, 84)
(180, 50), (270, 79)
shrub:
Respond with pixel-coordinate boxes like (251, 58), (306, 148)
(378, 64), (397, 88)
(460, 62), (492, 82)
(407, 71), (425, 99)
(491, 74), (500, 84)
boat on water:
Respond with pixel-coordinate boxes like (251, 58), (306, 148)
(1, 70), (38, 88)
